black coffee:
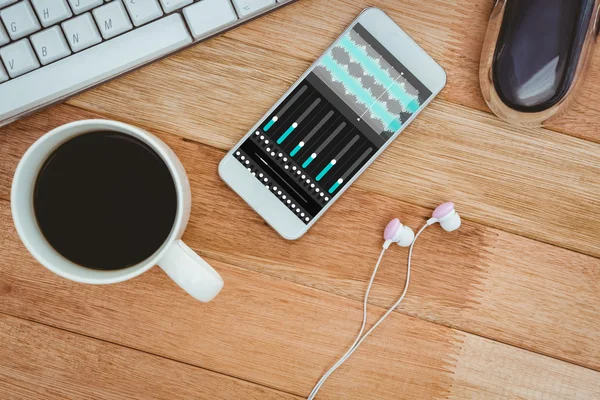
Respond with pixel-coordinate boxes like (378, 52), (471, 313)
(34, 132), (177, 270)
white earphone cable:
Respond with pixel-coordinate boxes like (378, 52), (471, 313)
(307, 224), (429, 400)
(307, 247), (386, 399)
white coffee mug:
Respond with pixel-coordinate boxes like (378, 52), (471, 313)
(11, 119), (224, 302)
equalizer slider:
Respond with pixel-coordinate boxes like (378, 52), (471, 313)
(290, 110), (334, 157)
(277, 98), (322, 144)
(302, 122), (346, 168)
(263, 85), (308, 132)
(328, 147), (373, 193)
(316, 134), (360, 181)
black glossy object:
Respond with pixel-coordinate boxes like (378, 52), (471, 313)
(493, 0), (595, 112)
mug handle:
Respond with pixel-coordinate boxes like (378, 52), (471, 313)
(158, 240), (224, 302)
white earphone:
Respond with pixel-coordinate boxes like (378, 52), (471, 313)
(428, 201), (461, 232)
(307, 202), (461, 400)
(382, 218), (414, 248)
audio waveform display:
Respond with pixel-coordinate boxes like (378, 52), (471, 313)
(339, 31), (420, 113)
(314, 27), (422, 137)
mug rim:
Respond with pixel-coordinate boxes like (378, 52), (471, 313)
(11, 119), (188, 284)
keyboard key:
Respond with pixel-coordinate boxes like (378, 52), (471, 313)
(93, 0), (132, 39)
(0, 14), (192, 122)
(0, 62), (7, 82)
(62, 12), (101, 52)
(31, 0), (72, 27)
(67, 0), (102, 15)
(231, 0), (274, 17)
(158, 0), (191, 14)
(0, 0), (18, 9)
(123, 0), (162, 27)
(0, 38), (39, 77)
(0, 20), (8, 46)
(0, 1), (41, 40)
(30, 25), (70, 64)
(183, 0), (237, 39)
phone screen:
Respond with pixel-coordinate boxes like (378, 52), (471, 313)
(232, 22), (433, 224)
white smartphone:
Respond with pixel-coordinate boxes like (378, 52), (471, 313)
(219, 8), (446, 240)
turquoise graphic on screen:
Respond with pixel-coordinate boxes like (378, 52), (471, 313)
(337, 34), (420, 113)
(314, 29), (422, 137)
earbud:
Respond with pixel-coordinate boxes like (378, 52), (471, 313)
(383, 218), (415, 248)
(383, 203), (460, 249)
(427, 202), (461, 232)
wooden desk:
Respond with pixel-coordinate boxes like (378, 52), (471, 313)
(1, 1), (600, 398)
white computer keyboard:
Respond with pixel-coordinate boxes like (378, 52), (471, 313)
(0, 0), (295, 126)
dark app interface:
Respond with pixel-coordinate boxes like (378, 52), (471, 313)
(234, 23), (433, 224)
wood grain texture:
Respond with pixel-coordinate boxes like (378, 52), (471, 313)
(450, 335), (600, 400)
(65, 35), (600, 258)
(0, 196), (457, 399)
(0, 107), (599, 400)
(0, 314), (298, 400)
(1, 198), (599, 399)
